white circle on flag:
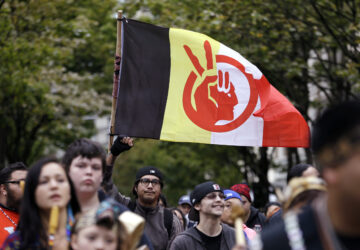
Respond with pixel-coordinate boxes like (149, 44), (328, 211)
(215, 62), (250, 126)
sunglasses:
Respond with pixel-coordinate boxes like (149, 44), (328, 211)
(204, 192), (225, 200)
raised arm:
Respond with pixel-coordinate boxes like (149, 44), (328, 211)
(102, 136), (134, 205)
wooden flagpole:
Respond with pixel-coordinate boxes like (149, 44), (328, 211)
(108, 10), (123, 153)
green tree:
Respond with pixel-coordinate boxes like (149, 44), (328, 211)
(0, 0), (120, 166)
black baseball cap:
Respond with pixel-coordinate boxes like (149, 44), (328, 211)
(135, 166), (163, 183)
(188, 181), (223, 221)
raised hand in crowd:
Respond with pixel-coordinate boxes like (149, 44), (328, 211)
(107, 136), (134, 166)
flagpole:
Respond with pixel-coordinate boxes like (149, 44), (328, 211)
(108, 10), (122, 153)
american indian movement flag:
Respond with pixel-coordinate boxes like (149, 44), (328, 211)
(114, 19), (310, 148)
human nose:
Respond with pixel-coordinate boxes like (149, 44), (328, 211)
(49, 178), (58, 189)
(215, 194), (224, 202)
(145, 183), (155, 190)
(84, 166), (93, 175)
(94, 239), (105, 250)
(147, 181), (155, 188)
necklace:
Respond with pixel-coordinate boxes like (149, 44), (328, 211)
(0, 207), (17, 226)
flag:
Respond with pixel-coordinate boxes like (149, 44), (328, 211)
(114, 19), (309, 147)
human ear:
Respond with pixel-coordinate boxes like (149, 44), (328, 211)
(194, 203), (201, 212)
(70, 234), (78, 250)
(0, 184), (6, 196)
(322, 168), (337, 186)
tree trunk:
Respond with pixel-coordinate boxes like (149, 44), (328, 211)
(253, 147), (270, 208)
(0, 126), (6, 168)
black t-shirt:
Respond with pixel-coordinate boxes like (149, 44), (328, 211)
(337, 232), (360, 250)
(195, 227), (222, 250)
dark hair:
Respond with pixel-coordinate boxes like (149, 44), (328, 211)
(0, 162), (27, 184)
(159, 193), (168, 207)
(96, 217), (128, 250)
(62, 138), (106, 173)
(70, 209), (128, 250)
(311, 100), (360, 171)
(18, 157), (80, 249)
(287, 163), (313, 183)
(264, 201), (281, 215)
(170, 207), (186, 230)
(287, 190), (324, 212)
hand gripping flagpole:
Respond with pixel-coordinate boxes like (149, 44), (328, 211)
(108, 10), (123, 153)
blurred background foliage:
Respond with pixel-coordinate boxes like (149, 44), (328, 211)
(0, 0), (118, 164)
(0, 0), (359, 207)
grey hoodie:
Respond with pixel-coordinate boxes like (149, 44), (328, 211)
(104, 183), (182, 250)
(170, 223), (236, 250)
(134, 200), (183, 250)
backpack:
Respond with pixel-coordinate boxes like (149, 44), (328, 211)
(127, 201), (173, 238)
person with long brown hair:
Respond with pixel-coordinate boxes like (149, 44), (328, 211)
(2, 157), (80, 249)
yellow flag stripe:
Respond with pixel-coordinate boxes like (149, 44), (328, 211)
(160, 28), (220, 143)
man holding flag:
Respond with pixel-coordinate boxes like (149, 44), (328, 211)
(105, 137), (183, 250)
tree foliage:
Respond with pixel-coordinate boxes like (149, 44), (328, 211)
(0, 0), (120, 166)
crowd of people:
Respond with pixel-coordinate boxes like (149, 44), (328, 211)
(0, 101), (359, 250)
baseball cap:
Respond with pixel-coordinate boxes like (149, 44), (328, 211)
(223, 189), (243, 201)
(178, 195), (191, 206)
(188, 181), (223, 221)
(135, 166), (163, 183)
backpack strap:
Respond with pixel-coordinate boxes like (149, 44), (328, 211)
(163, 208), (173, 239)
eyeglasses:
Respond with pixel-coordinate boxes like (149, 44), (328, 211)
(139, 178), (161, 187)
(204, 192), (225, 200)
(4, 180), (24, 185)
